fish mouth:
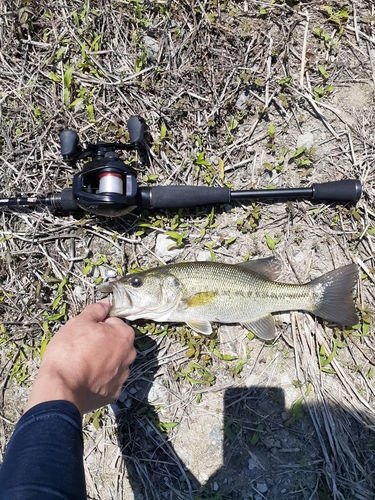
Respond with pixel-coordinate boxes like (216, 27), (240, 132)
(109, 284), (135, 316)
(97, 281), (134, 316)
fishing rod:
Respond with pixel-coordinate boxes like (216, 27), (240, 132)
(0, 116), (362, 217)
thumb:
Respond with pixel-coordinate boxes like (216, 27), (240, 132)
(80, 300), (112, 322)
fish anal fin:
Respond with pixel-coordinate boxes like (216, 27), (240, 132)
(235, 258), (281, 281)
(187, 320), (212, 335)
(241, 314), (276, 341)
(186, 291), (217, 308)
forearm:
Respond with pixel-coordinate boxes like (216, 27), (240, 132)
(0, 401), (86, 500)
(24, 370), (87, 417)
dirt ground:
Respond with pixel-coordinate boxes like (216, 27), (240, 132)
(0, 1), (375, 499)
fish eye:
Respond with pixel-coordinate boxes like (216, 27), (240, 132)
(130, 276), (143, 288)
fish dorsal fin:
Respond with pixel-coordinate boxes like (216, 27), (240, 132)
(235, 257), (281, 281)
(241, 314), (276, 341)
(187, 320), (212, 335)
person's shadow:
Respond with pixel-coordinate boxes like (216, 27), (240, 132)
(113, 337), (375, 500)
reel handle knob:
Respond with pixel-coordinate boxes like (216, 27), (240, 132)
(127, 116), (145, 147)
(60, 130), (80, 160)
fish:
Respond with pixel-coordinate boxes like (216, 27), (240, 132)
(98, 258), (359, 341)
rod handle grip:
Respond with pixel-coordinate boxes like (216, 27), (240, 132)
(312, 180), (362, 202)
(138, 186), (231, 209)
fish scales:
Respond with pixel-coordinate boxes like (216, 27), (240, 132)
(162, 262), (315, 323)
(98, 259), (358, 341)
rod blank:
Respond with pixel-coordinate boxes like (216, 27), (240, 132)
(230, 179), (362, 203)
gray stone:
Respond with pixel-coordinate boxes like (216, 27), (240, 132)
(155, 233), (182, 262)
(73, 285), (86, 303)
(147, 381), (167, 403)
(143, 35), (160, 60)
(297, 131), (314, 150)
(256, 482), (268, 493)
(236, 91), (251, 110)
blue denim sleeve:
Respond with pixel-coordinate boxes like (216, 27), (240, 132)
(0, 400), (86, 500)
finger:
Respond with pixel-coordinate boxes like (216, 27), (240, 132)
(80, 300), (111, 322)
(103, 316), (130, 328)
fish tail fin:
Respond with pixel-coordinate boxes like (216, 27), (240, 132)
(310, 264), (358, 326)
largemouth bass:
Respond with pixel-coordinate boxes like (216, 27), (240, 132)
(98, 258), (358, 341)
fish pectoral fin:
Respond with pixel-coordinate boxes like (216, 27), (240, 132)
(186, 320), (212, 335)
(241, 314), (276, 341)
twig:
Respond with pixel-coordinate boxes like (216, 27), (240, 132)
(300, 12), (309, 88)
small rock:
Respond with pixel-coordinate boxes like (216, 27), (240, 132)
(254, 494), (262, 500)
(256, 482), (268, 493)
(73, 285), (87, 303)
(117, 389), (128, 403)
(146, 425), (154, 435)
(248, 457), (258, 471)
(105, 269), (118, 279)
(280, 430), (289, 440)
(263, 436), (276, 449)
(155, 233), (182, 262)
(209, 426), (222, 442)
(248, 468), (259, 480)
(147, 381), (167, 403)
(92, 267), (100, 279)
(297, 131), (314, 150)
(13, 387), (28, 400)
(236, 91), (251, 110)
(246, 373), (260, 387)
(110, 397), (132, 415)
(196, 250), (212, 261)
(213, 482), (219, 491)
(143, 35), (159, 60)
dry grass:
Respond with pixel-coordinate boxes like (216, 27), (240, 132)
(1, 1), (375, 499)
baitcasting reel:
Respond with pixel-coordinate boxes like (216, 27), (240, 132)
(0, 116), (362, 217)
(58, 115), (145, 216)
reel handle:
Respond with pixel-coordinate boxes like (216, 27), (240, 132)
(59, 130), (80, 159)
(127, 116), (145, 147)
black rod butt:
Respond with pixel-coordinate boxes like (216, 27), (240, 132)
(312, 180), (362, 202)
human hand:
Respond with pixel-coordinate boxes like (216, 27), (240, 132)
(24, 300), (136, 416)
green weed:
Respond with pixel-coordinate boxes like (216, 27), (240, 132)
(265, 233), (281, 252)
(236, 205), (261, 234)
(84, 407), (107, 430)
(321, 5), (349, 25)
